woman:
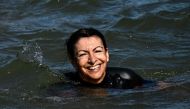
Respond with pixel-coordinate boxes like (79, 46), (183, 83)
(66, 28), (151, 89)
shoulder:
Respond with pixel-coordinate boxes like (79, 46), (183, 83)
(106, 67), (145, 89)
(106, 67), (144, 81)
(64, 71), (81, 85)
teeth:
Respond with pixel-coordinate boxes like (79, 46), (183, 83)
(89, 65), (100, 70)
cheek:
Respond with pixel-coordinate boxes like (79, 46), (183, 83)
(97, 53), (108, 62)
(77, 59), (88, 67)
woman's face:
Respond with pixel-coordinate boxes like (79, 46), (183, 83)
(73, 35), (109, 84)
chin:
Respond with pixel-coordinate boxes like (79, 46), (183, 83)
(90, 71), (106, 84)
(89, 67), (105, 79)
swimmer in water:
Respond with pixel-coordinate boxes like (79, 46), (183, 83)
(65, 28), (152, 89)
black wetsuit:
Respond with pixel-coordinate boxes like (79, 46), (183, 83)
(64, 67), (153, 89)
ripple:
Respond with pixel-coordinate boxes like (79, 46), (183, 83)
(0, 0), (190, 108)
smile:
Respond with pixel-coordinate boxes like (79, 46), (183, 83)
(88, 65), (100, 71)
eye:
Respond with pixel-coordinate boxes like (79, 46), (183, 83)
(95, 50), (103, 53)
(94, 47), (104, 53)
(77, 52), (87, 57)
(78, 53), (86, 57)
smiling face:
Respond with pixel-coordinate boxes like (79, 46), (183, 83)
(73, 35), (109, 84)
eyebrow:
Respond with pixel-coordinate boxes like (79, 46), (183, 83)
(93, 46), (104, 51)
(76, 46), (104, 53)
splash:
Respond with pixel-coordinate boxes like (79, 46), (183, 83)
(17, 41), (43, 66)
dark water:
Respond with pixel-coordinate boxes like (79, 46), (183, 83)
(0, 0), (190, 109)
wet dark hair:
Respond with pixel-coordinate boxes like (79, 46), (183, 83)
(66, 28), (107, 61)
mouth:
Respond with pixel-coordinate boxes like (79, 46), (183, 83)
(87, 64), (101, 72)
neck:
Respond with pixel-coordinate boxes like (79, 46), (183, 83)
(79, 72), (106, 85)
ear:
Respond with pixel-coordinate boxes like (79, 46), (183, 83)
(106, 48), (109, 62)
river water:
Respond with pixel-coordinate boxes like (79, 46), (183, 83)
(0, 0), (190, 109)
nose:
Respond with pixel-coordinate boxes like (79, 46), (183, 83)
(88, 52), (97, 64)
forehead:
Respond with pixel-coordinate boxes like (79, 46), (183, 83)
(75, 35), (103, 49)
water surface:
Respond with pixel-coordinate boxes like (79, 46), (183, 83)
(0, 0), (190, 109)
